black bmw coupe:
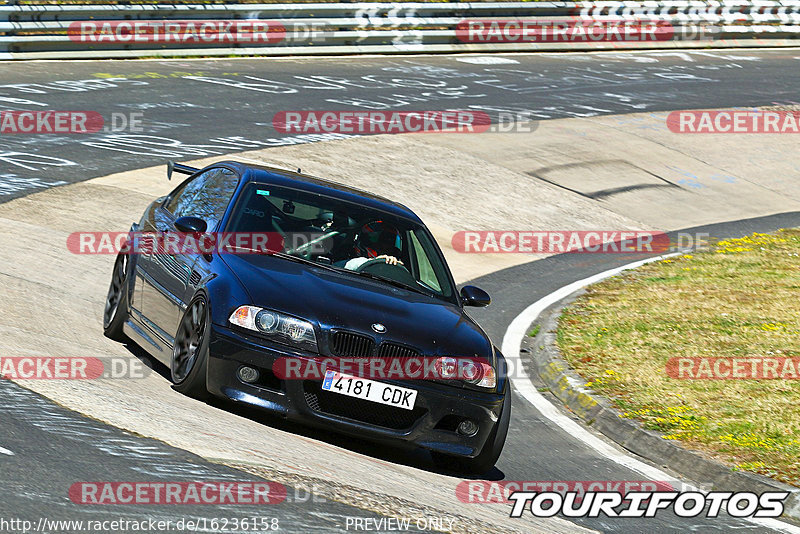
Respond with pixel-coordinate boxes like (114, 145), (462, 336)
(103, 160), (510, 473)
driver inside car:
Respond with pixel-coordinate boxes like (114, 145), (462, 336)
(340, 221), (404, 271)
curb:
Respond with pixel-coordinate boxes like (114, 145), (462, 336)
(522, 288), (800, 523)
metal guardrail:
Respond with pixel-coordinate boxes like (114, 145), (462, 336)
(1, 1), (799, 59)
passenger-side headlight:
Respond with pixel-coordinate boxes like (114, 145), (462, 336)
(433, 356), (497, 389)
(229, 305), (317, 352)
(471, 362), (497, 389)
(462, 359), (497, 389)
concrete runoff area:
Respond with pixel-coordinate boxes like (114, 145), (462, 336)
(1, 110), (799, 530)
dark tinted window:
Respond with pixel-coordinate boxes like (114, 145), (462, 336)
(227, 183), (456, 301)
(165, 168), (239, 230)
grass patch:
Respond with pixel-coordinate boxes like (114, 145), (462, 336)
(557, 230), (800, 486)
(528, 324), (541, 337)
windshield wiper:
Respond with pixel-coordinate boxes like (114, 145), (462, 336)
(268, 251), (341, 272)
(231, 247), (340, 273)
(349, 270), (430, 296)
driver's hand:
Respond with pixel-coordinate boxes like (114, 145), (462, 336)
(376, 254), (403, 266)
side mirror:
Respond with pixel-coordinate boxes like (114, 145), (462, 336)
(460, 285), (491, 307)
(174, 216), (207, 233)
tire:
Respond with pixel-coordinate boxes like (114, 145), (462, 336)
(171, 295), (210, 400)
(432, 380), (511, 474)
(103, 252), (130, 342)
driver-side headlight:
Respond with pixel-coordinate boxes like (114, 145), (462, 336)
(229, 305), (318, 352)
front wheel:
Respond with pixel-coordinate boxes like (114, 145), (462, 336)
(432, 380), (511, 474)
(103, 252), (130, 342)
(171, 295), (210, 400)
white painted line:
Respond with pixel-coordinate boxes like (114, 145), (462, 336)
(0, 446), (14, 456)
(502, 253), (800, 533)
(455, 56), (520, 65)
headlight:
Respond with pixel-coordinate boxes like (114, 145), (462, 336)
(229, 305), (317, 352)
(471, 362), (497, 389)
(462, 358), (496, 389)
(433, 356), (497, 389)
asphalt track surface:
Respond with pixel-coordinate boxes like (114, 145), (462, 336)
(2, 50), (800, 533)
(1, 49), (800, 200)
(0, 379), (400, 533)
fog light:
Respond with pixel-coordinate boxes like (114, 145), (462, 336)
(457, 419), (479, 437)
(238, 366), (259, 383)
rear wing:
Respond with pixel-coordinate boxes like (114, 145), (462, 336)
(167, 161), (199, 181)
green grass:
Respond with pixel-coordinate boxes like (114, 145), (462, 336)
(557, 229), (800, 486)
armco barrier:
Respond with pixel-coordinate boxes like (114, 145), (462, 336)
(0, 1), (799, 59)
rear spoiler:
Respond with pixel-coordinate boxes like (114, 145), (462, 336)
(167, 161), (199, 181)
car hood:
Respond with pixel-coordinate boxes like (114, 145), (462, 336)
(221, 254), (493, 359)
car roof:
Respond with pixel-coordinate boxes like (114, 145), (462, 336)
(213, 160), (423, 224)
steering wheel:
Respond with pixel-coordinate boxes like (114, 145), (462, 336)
(355, 258), (419, 287)
(354, 257), (407, 272)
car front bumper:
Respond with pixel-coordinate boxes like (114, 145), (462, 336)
(206, 324), (505, 458)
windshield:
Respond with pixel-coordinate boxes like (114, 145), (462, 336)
(225, 182), (456, 301)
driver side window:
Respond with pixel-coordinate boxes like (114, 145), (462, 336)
(165, 168), (239, 230)
(165, 171), (207, 215)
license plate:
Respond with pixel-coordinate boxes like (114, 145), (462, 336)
(321, 370), (417, 410)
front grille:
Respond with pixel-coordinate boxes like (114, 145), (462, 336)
(378, 342), (420, 359)
(330, 331), (375, 358)
(303, 381), (426, 430)
(378, 342), (426, 378)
